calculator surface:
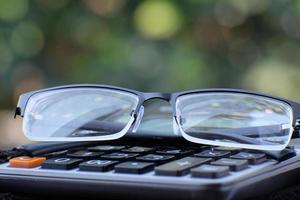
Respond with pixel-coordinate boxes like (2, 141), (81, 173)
(0, 139), (300, 200)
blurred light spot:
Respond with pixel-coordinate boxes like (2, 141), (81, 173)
(280, 9), (300, 39)
(11, 63), (45, 104)
(229, 0), (270, 15)
(94, 96), (103, 102)
(215, 1), (245, 28)
(194, 18), (229, 50)
(72, 16), (104, 47)
(134, 0), (183, 39)
(243, 59), (300, 100)
(298, 0), (300, 13)
(83, 0), (124, 17)
(35, 0), (69, 11)
(0, 0), (28, 21)
(167, 42), (213, 89)
(45, 39), (76, 74)
(129, 41), (163, 74)
(63, 113), (73, 118)
(33, 114), (43, 120)
(212, 102), (221, 107)
(0, 43), (13, 75)
(11, 21), (44, 57)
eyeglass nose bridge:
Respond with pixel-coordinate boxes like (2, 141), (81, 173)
(143, 92), (171, 101)
(131, 93), (172, 117)
(131, 94), (180, 136)
(131, 94), (171, 133)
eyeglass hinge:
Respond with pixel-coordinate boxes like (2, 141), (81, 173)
(14, 107), (21, 119)
(293, 119), (300, 138)
(295, 119), (300, 128)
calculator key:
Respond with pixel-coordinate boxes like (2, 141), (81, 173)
(191, 164), (230, 178)
(230, 152), (267, 165)
(136, 154), (175, 164)
(211, 158), (248, 171)
(41, 158), (82, 170)
(67, 150), (103, 159)
(194, 150), (230, 159)
(115, 161), (154, 174)
(79, 160), (118, 172)
(88, 145), (126, 152)
(156, 148), (193, 157)
(189, 146), (209, 153)
(9, 156), (46, 168)
(155, 157), (211, 176)
(44, 150), (68, 158)
(101, 152), (139, 161)
(122, 146), (155, 154)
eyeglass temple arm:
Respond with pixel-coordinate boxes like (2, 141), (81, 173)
(191, 124), (285, 135)
(72, 120), (285, 145)
(13, 128), (294, 161)
(186, 130), (273, 145)
(292, 119), (300, 138)
(12, 120), (294, 159)
(50, 107), (126, 137)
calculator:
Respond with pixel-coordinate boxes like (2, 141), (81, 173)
(0, 137), (300, 200)
(1, 101), (300, 200)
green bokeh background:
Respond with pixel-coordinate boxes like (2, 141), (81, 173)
(1, 0), (300, 147)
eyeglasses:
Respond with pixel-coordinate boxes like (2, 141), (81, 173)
(15, 84), (300, 151)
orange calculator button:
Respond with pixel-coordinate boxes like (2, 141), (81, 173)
(9, 156), (46, 168)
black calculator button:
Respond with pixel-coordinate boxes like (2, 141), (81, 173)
(44, 150), (68, 158)
(191, 164), (230, 178)
(155, 157), (211, 176)
(122, 146), (155, 154)
(211, 158), (248, 171)
(114, 161), (154, 174)
(41, 158), (82, 170)
(194, 150), (230, 159)
(156, 149), (193, 157)
(79, 160), (118, 172)
(230, 152), (267, 165)
(88, 145), (126, 152)
(67, 150), (103, 159)
(136, 154), (175, 164)
(101, 152), (139, 161)
(189, 146), (209, 153)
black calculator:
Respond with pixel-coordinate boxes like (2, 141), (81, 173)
(1, 101), (300, 200)
(0, 137), (300, 200)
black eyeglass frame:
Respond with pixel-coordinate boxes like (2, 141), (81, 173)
(14, 84), (300, 139)
(15, 84), (300, 125)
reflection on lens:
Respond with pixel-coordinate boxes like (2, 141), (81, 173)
(23, 88), (139, 141)
(175, 92), (293, 150)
